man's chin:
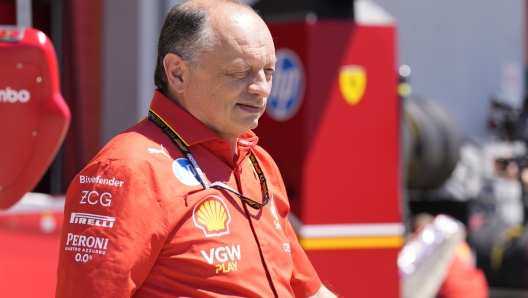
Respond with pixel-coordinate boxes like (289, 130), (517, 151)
(232, 115), (261, 135)
(249, 120), (259, 130)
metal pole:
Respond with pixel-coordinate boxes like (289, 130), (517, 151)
(16, 0), (32, 28)
(49, 0), (63, 194)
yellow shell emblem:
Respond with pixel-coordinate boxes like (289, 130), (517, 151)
(339, 65), (366, 105)
(193, 195), (231, 237)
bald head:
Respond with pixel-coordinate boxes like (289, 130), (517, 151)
(158, 0), (275, 144)
(154, 0), (262, 93)
(181, 0), (252, 11)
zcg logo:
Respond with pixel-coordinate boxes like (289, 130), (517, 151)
(80, 191), (112, 207)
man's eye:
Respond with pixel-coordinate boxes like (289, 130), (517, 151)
(227, 70), (250, 78)
(265, 69), (274, 80)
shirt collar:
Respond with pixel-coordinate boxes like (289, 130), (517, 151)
(149, 90), (218, 146)
(237, 131), (258, 149)
(149, 90), (259, 148)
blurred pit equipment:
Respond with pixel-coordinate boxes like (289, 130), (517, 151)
(402, 96), (462, 190)
(0, 0), (70, 209)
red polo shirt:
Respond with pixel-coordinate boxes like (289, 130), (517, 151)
(56, 90), (321, 297)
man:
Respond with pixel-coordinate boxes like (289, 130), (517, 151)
(56, 0), (335, 297)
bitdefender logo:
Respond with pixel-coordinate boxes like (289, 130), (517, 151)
(79, 175), (124, 187)
(0, 87), (31, 103)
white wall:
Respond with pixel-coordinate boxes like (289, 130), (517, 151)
(374, 0), (525, 140)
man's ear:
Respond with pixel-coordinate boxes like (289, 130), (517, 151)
(163, 53), (186, 93)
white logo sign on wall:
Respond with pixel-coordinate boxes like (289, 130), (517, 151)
(266, 48), (305, 121)
(173, 158), (201, 186)
(0, 87), (31, 103)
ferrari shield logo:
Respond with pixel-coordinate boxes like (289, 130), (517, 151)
(339, 65), (366, 105)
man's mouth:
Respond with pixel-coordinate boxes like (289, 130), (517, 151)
(237, 103), (262, 113)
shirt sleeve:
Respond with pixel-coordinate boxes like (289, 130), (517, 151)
(55, 160), (168, 297)
(284, 219), (323, 297)
(264, 150), (323, 297)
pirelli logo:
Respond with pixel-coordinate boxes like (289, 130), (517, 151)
(70, 213), (115, 228)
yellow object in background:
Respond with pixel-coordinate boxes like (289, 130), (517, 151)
(339, 65), (366, 105)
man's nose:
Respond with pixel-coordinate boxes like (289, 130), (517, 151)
(248, 70), (272, 98)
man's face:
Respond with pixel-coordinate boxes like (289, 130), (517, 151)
(181, 8), (276, 143)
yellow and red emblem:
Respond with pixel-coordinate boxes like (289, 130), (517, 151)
(193, 195), (231, 237)
(339, 65), (366, 105)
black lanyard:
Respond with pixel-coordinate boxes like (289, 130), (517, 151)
(148, 109), (270, 210)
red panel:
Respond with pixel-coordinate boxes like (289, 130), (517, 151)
(258, 21), (400, 224)
(0, 63), (40, 187)
(0, 211), (64, 297)
(0, 28), (71, 209)
(256, 22), (308, 214)
(307, 248), (400, 298)
(303, 24), (400, 224)
(257, 20), (402, 297)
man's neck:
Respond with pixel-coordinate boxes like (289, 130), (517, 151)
(164, 89), (241, 159)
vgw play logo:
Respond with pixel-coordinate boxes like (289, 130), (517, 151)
(266, 48), (305, 122)
(0, 87), (31, 103)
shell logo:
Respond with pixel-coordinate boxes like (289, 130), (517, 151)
(193, 195), (231, 237)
